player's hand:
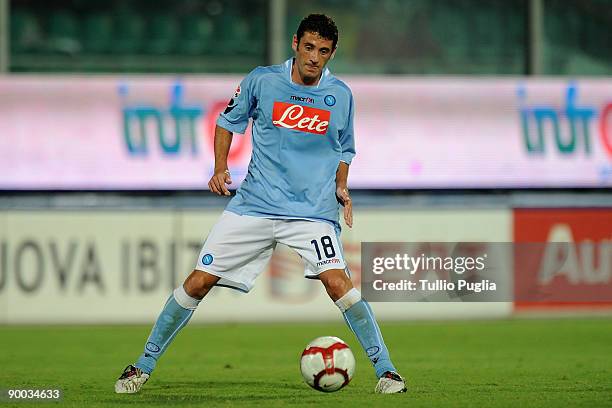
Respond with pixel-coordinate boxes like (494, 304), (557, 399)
(336, 186), (353, 228)
(208, 169), (232, 196)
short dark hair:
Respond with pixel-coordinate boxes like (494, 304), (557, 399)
(296, 14), (338, 49)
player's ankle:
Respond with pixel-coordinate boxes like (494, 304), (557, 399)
(134, 358), (154, 375)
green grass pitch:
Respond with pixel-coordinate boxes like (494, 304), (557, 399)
(1, 318), (611, 407)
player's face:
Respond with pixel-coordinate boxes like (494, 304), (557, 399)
(292, 31), (336, 85)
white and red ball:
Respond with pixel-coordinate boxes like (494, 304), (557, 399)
(300, 336), (356, 392)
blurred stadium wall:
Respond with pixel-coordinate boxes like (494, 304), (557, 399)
(0, 0), (611, 324)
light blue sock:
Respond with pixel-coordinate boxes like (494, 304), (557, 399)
(135, 286), (199, 374)
(337, 290), (396, 378)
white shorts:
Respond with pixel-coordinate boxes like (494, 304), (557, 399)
(194, 211), (347, 292)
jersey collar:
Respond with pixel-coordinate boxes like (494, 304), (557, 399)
(284, 58), (330, 89)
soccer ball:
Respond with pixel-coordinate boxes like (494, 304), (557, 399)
(300, 336), (356, 392)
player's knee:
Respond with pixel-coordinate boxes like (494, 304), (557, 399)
(321, 271), (353, 301)
(183, 269), (219, 299)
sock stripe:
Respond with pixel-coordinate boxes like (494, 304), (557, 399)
(160, 309), (193, 352)
(364, 301), (386, 348)
(135, 294), (195, 375)
(342, 299), (396, 378)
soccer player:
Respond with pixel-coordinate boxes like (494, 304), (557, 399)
(115, 14), (406, 395)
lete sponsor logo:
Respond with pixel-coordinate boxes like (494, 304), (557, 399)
(272, 102), (330, 135)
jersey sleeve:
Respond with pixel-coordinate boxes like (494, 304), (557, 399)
(216, 68), (259, 134)
(339, 93), (356, 165)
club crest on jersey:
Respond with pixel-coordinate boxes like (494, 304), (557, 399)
(224, 85), (241, 114)
(272, 101), (330, 135)
(324, 95), (336, 106)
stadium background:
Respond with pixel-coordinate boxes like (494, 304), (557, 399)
(0, 1), (611, 406)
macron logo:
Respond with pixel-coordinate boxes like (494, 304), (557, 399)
(290, 95), (315, 104)
(272, 101), (330, 135)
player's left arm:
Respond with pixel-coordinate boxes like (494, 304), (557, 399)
(336, 91), (356, 228)
(336, 161), (352, 228)
(208, 125), (234, 196)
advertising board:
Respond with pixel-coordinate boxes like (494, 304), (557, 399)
(2, 77), (610, 189)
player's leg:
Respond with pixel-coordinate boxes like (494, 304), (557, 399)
(115, 270), (217, 393)
(318, 268), (406, 393)
(132, 271), (219, 373)
(275, 219), (405, 393)
(115, 212), (275, 393)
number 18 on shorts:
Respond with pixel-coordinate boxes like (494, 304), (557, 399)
(195, 212), (347, 293)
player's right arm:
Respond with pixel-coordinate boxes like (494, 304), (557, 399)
(208, 125), (233, 196)
(209, 67), (260, 196)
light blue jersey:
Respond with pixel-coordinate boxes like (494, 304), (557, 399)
(216, 58), (356, 227)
